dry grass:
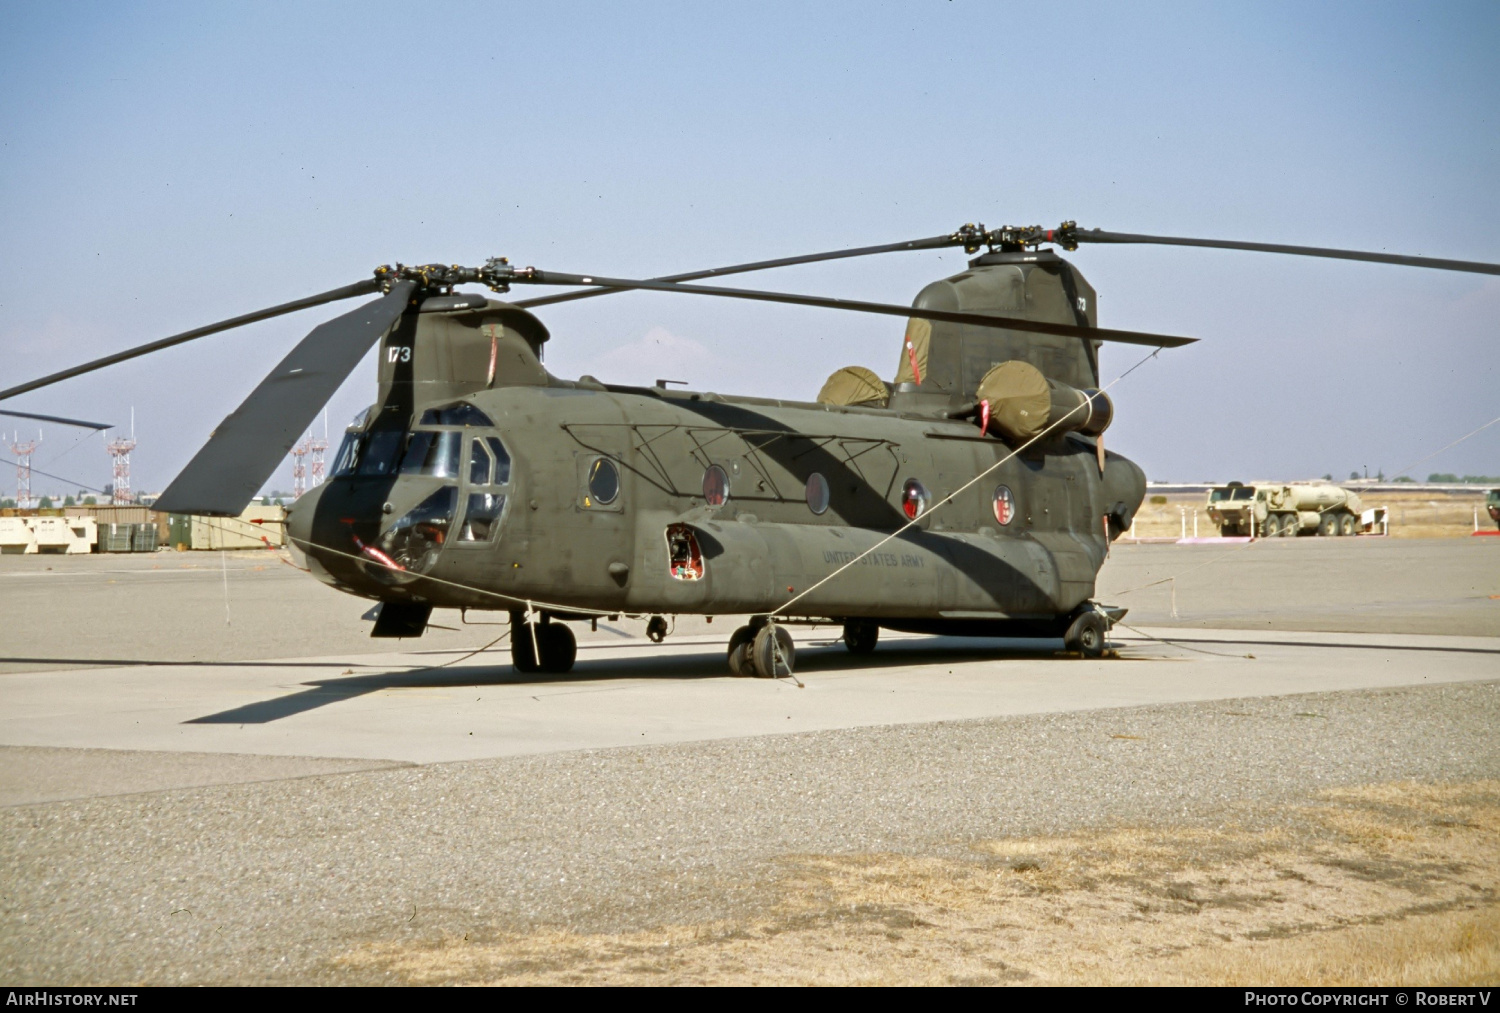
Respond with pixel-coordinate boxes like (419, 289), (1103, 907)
(1128, 491), (1490, 540)
(339, 780), (1500, 986)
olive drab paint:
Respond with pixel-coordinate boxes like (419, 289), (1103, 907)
(286, 249), (1145, 646)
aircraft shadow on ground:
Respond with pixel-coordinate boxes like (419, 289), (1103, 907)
(184, 637), (1072, 725)
(182, 631), (1500, 726)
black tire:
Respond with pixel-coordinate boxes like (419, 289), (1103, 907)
(727, 625), (757, 676)
(1259, 513), (1279, 538)
(751, 624), (795, 678)
(1339, 513), (1358, 537)
(1318, 513), (1339, 537)
(1063, 610), (1107, 658)
(537, 623), (577, 674)
(511, 625), (541, 673)
(842, 620), (879, 655)
(1278, 514), (1297, 537)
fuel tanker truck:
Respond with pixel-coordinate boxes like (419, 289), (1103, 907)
(1206, 481), (1364, 537)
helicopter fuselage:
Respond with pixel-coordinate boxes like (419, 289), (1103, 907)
(289, 380), (1145, 637)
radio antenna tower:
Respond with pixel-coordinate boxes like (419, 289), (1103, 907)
(290, 435), (311, 500)
(10, 431), (39, 510)
(106, 408), (136, 505)
(308, 409), (328, 489)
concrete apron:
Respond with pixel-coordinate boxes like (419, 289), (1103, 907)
(0, 626), (1495, 768)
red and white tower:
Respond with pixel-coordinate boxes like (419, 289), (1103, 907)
(290, 437), (311, 500)
(308, 434), (328, 488)
(10, 433), (38, 509)
(307, 410), (329, 490)
(106, 434), (136, 505)
(106, 408), (136, 505)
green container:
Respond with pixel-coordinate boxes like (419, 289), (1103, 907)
(167, 514), (193, 550)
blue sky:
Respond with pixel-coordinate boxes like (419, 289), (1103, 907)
(2, 1), (1496, 495)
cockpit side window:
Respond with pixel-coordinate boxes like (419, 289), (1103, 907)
(457, 433), (512, 542)
(469, 440), (493, 485)
(487, 437), (511, 484)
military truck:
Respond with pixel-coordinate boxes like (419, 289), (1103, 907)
(1487, 488), (1500, 531)
(1206, 481), (1364, 537)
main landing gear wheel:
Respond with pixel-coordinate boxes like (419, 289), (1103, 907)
(727, 625), (756, 676)
(751, 624), (795, 678)
(511, 626), (540, 673)
(537, 623), (577, 674)
(512, 622), (577, 674)
(1063, 610), (1108, 658)
(842, 620), (879, 655)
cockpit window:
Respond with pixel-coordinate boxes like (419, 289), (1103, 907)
(487, 437), (511, 484)
(458, 435), (511, 542)
(469, 440), (492, 485)
(418, 403), (494, 427)
(331, 431), (361, 477)
(355, 429), (406, 476)
(399, 430), (463, 478)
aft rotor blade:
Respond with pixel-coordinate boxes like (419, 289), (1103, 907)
(1072, 230), (1500, 275)
(521, 270), (1197, 348)
(154, 281), (415, 516)
(513, 233), (964, 310)
(0, 409), (112, 430)
(0, 278), (381, 403)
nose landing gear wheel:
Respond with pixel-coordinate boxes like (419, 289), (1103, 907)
(751, 624), (794, 678)
(1063, 610), (1108, 658)
(842, 620), (879, 655)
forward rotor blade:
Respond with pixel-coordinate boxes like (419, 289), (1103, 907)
(0, 409), (112, 430)
(513, 233), (964, 310)
(521, 270), (1197, 348)
(1072, 230), (1500, 275)
(0, 278), (381, 403)
(154, 281), (416, 516)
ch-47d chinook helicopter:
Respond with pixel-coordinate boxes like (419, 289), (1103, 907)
(4, 222), (1496, 676)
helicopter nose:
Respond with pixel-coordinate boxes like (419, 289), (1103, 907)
(283, 485), (320, 566)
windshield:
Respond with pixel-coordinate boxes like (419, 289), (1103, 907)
(331, 431), (361, 477)
(1211, 487), (1254, 501)
(354, 429), (406, 476)
(399, 430), (463, 478)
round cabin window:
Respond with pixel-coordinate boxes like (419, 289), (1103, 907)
(993, 485), (1015, 525)
(902, 479), (930, 521)
(805, 472), (830, 515)
(587, 458), (619, 505)
(702, 464), (730, 507)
